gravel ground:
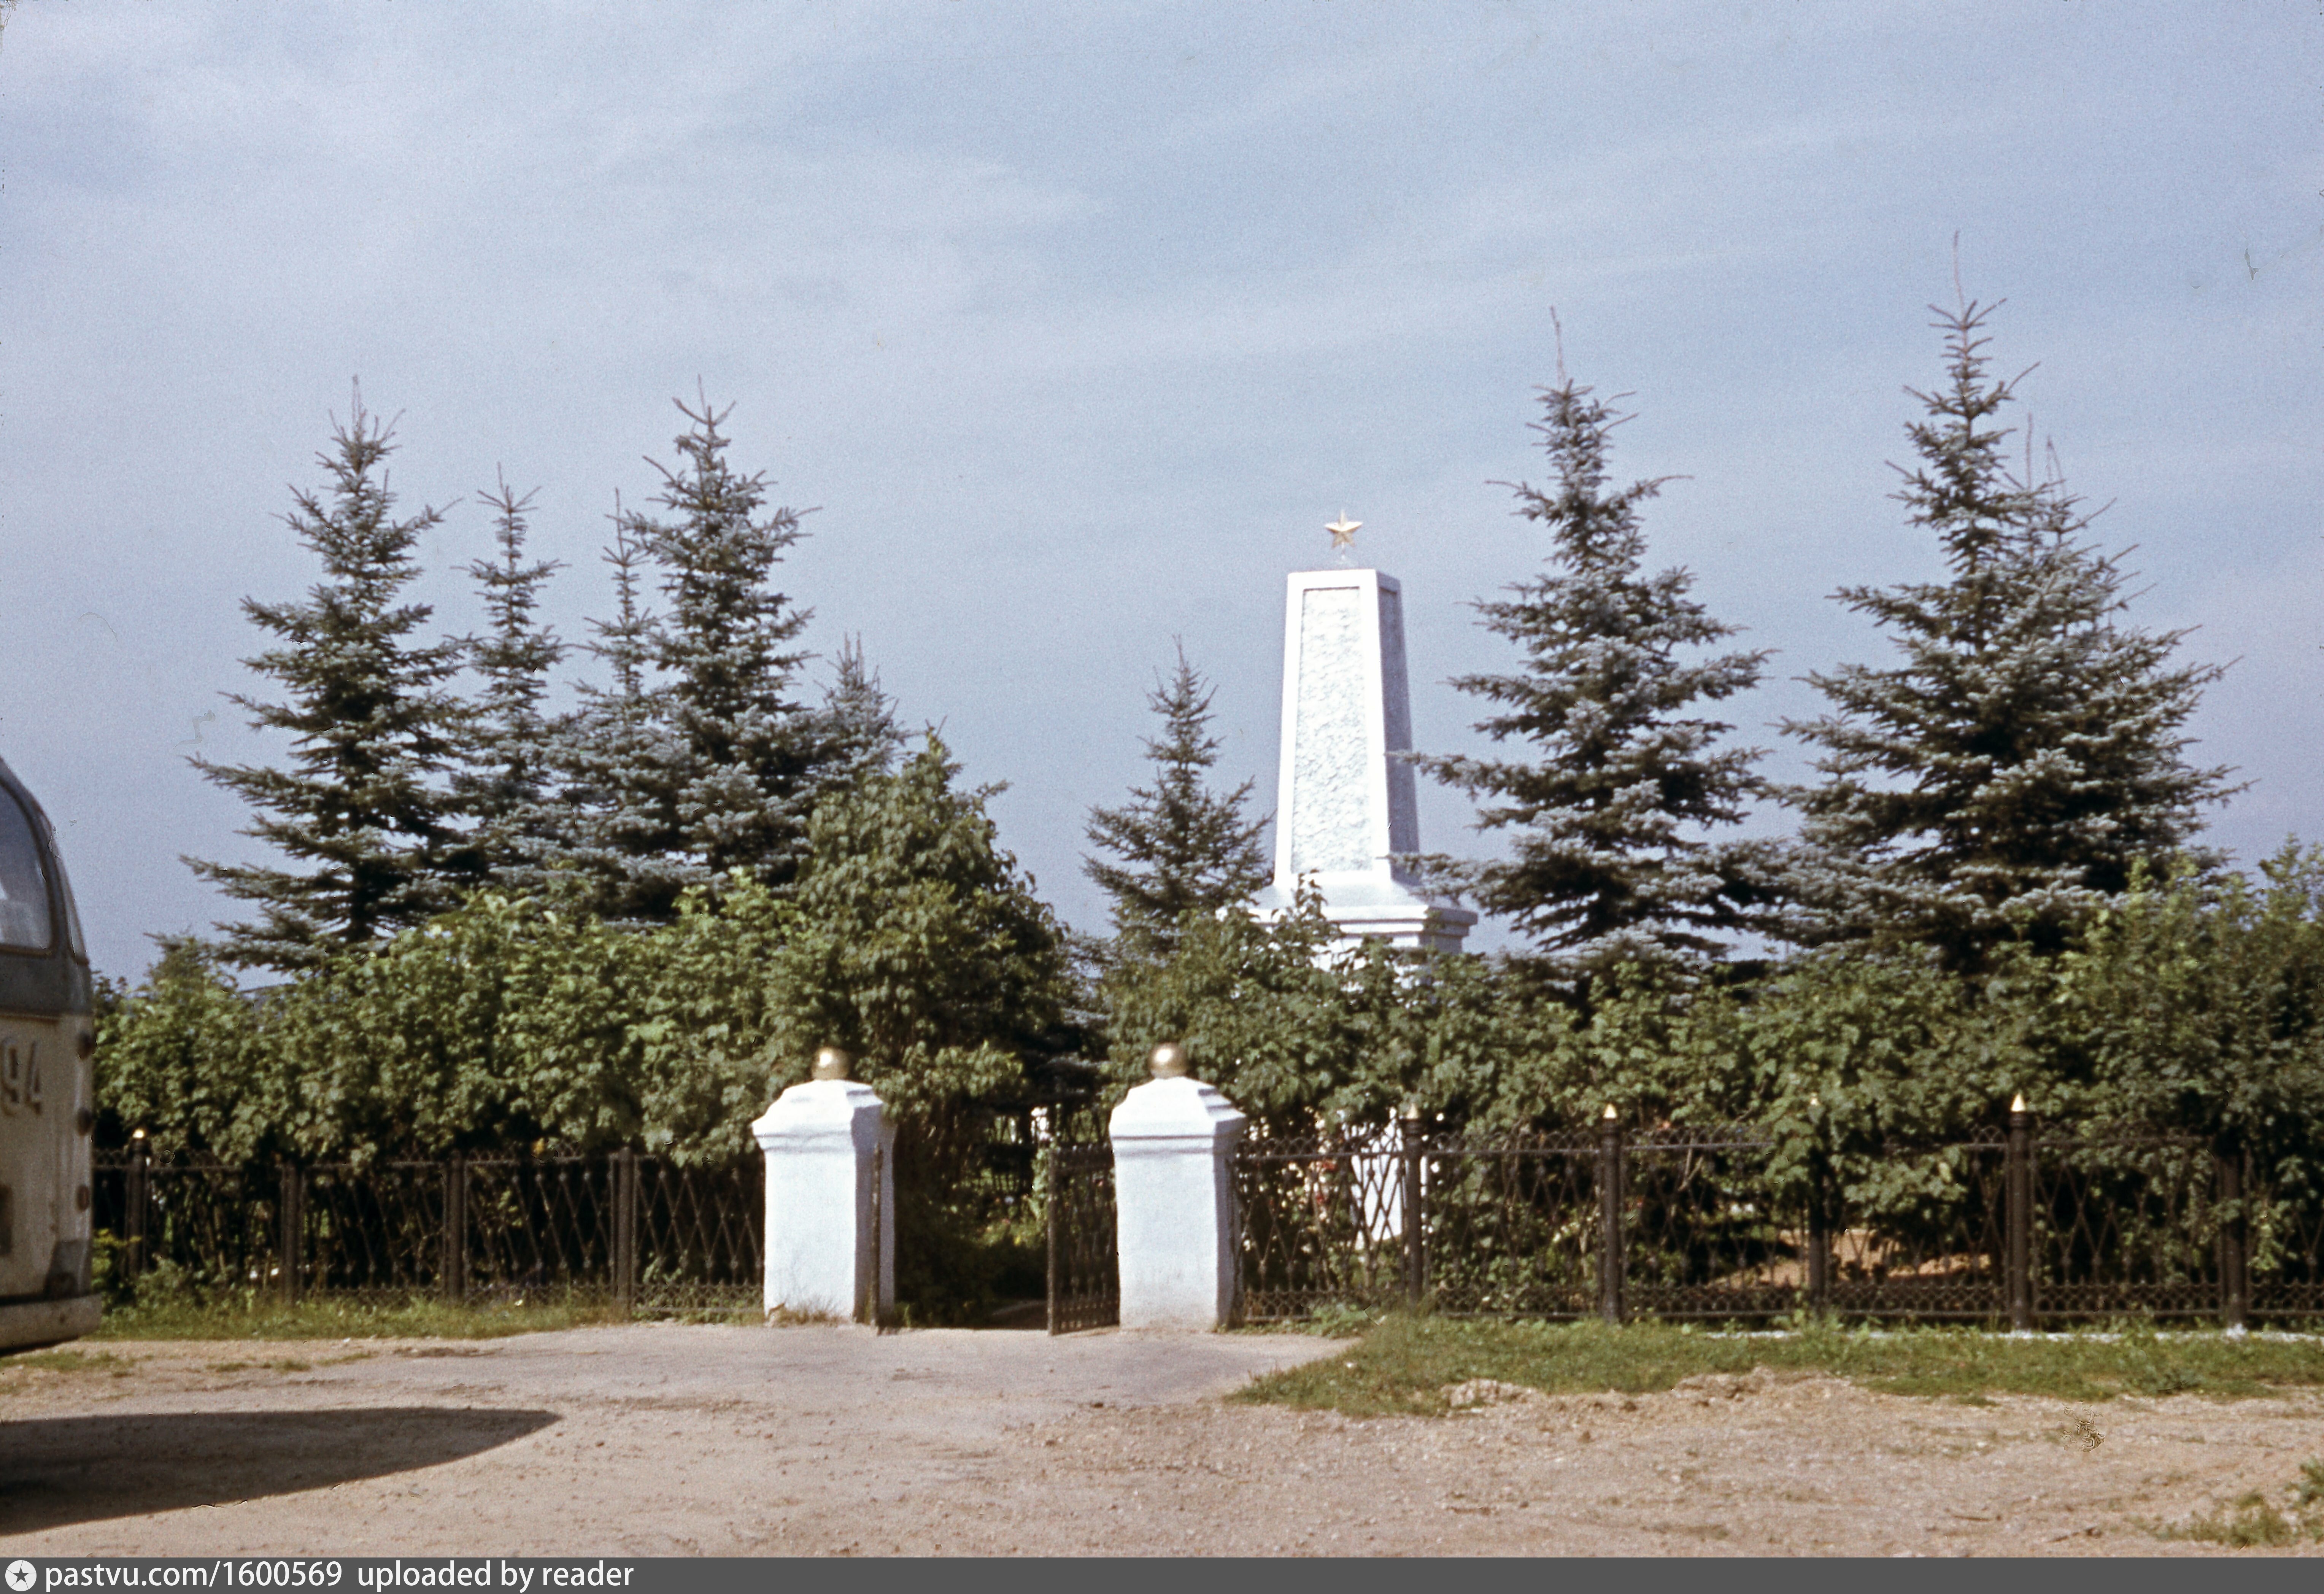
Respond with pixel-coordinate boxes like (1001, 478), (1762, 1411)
(2, 1324), (2321, 1557)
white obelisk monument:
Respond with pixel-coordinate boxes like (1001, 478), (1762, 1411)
(1253, 515), (1476, 953)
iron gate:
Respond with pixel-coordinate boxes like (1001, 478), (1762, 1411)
(1045, 1139), (1118, 1333)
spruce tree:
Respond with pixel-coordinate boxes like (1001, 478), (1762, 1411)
(539, 401), (827, 922)
(627, 394), (823, 901)
(1412, 378), (1779, 985)
(815, 635), (906, 794)
(452, 473), (566, 895)
(1083, 643), (1269, 957)
(539, 504), (689, 922)
(188, 396), (468, 972)
(1784, 300), (2235, 969)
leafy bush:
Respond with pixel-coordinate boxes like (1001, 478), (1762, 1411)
(100, 821), (2324, 1314)
(99, 736), (1075, 1319)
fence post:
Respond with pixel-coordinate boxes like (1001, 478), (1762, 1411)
(124, 1135), (149, 1283)
(1400, 1103), (1426, 1312)
(1045, 1125), (1062, 1335)
(2006, 1096), (2034, 1332)
(1806, 1159), (1831, 1319)
(612, 1147), (638, 1316)
(443, 1152), (468, 1302)
(1598, 1106), (1625, 1325)
(869, 1139), (890, 1329)
(278, 1163), (302, 1306)
(2218, 1135), (2249, 1331)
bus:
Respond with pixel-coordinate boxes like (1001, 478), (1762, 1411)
(0, 755), (97, 1352)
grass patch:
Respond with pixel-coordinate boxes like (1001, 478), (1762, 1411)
(205, 1358), (315, 1374)
(87, 1293), (635, 1343)
(1237, 1315), (2324, 1418)
(1305, 1303), (1385, 1340)
(0, 1348), (133, 1375)
(2153, 1461), (2324, 1546)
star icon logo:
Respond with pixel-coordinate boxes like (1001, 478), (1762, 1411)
(1326, 513), (1361, 551)
(8, 1559), (37, 1592)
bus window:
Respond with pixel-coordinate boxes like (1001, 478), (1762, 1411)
(48, 840), (86, 963)
(0, 791), (53, 952)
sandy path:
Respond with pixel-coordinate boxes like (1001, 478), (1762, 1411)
(2, 1325), (2320, 1556)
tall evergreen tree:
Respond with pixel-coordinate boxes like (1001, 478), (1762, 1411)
(815, 634), (906, 794)
(1412, 378), (1781, 986)
(1784, 300), (2235, 969)
(1083, 643), (1269, 957)
(453, 473), (565, 895)
(188, 396), (468, 972)
(627, 394), (823, 904)
(539, 502), (689, 922)
(534, 400), (828, 922)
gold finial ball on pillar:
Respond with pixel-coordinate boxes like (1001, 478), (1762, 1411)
(1148, 1042), (1191, 1080)
(812, 1046), (853, 1082)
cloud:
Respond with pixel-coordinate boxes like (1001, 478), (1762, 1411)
(2, 0), (2317, 973)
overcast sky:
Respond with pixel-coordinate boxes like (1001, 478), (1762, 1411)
(2, 2), (2318, 981)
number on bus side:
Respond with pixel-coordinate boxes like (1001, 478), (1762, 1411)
(0, 1039), (36, 1115)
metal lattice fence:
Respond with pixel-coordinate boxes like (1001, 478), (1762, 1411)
(1823, 1136), (2009, 1321)
(1232, 1128), (1418, 1321)
(2031, 1133), (2221, 1321)
(96, 1149), (764, 1315)
(2250, 1160), (2324, 1319)
(94, 1156), (282, 1297)
(94, 1107), (2315, 1333)
(302, 1160), (448, 1301)
(1232, 1111), (2321, 1329)
(631, 1154), (762, 1313)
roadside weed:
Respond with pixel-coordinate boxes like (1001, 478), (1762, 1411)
(1240, 1315), (2324, 1417)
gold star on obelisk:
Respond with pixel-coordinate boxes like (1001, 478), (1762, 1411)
(1326, 513), (1361, 552)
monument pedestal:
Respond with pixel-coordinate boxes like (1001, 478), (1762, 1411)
(1258, 565), (1475, 954)
(1254, 874), (1472, 953)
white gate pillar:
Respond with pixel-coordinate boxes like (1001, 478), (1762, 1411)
(1109, 1043), (1247, 1330)
(751, 1047), (894, 1324)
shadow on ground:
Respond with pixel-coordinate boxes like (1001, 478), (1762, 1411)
(0, 1408), (559, 1536)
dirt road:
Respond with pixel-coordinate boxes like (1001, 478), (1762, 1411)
(2, 1324), (2319, 1556)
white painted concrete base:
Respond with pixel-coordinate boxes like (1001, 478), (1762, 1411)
(1109, 1076), (1247, 1330)
(751, 1079), (894, 1324)
(1256, 876), (1478, 954)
